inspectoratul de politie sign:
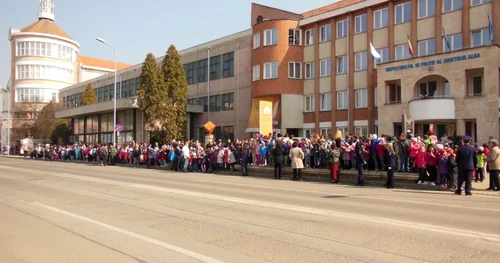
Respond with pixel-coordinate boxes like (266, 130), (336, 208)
(385, 53), (481, 72)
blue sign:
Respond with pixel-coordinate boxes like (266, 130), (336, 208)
(385, 53), (481, 72)
(114, 124), (122, 132)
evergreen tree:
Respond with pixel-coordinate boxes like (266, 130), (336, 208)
(137, 53), (173, 143)
(161, 45), (189, 141)
(81, 83), (97, 105)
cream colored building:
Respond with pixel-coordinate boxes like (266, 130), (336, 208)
(2, 0), (130, 147)
(55, 30), (251, 144)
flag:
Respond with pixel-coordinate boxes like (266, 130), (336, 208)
(407, 35), (414, 56)
(442, 27), (452, 51)
(369, 42), (381, 61)
(488, 14), (494, 43)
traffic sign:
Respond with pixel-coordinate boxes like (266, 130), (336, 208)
(114, 124), (122, 132)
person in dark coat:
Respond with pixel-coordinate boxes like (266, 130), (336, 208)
(272, 140), (284, 179)
(455, 136), (477, 195)
(240, 143), (249, 176)
(355, 137), (366, 186)
(384, 142), (396, 189)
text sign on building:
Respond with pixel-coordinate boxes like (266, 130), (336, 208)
(259, 101), (273, 136)
(385, 53), (481, 72)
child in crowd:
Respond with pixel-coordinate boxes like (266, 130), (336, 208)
(437, 149), (449, 188)
(416, 147), (429, 185)
(476, 146), (486, 183)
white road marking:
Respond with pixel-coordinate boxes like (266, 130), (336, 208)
(130, 183), (500, 243)
(192, 179), (500, 212)
(33, 202), (224, 263)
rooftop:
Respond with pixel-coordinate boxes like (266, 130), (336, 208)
(77, 56), (132, 71)
(20, 18), (72, 39)
(301, 0), (365, 19)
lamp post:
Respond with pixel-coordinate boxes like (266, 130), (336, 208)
(96, 37), (117, 147)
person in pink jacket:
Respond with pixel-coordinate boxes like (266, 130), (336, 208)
(424, 145), (438, 186)
(415, 146), (429, 184)
(409, 138), (420, 172)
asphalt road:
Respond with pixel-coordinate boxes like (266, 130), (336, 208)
(0, 158), (499, 263)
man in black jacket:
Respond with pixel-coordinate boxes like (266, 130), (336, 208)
(272, 140), (284, 179)
(455, 136), (477, 196)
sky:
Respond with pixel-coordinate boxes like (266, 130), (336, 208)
(0, 0), (339, 88)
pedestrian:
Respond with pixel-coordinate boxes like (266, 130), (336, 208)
(355, 137), (366, 186)
(384, 142), (396, 189)
(271, 140), (284, 179)
(326, 144), (341, 184)
(486, 139), (500, 191)
(455, 136), (477, 196)
(476, 146), (486, 183)
(290, 142), (305, 181)
(240, 143), (249, 176)
(99, 144), (109, 167)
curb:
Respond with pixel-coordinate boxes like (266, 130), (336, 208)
(2, 155), (499, 197)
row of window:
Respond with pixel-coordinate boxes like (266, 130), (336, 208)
(254, 0), (490, 48)
(184, 52), (235, 85)
(187, 92), (235, 112)
(303, 89), (368, 112)
(303, 126), (370, 138)
(16, 64), (75, 83)
(73, 110), (134, 136)
(253, 29), (488, 81)
(15, 88), (58, 103)
(16, 41), (77, 62)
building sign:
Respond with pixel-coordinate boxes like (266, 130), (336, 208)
(246, 95), (282, 133)
(385, 53), (481, 72)
(259, 101), (273, 136)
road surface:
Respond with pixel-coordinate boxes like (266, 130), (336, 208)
(0, 158), (499, 263)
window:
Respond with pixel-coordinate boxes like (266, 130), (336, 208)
(355, 14), (367, 33)
(320, 24), (332, 42)
(320, 128), (332, 136)
(305, 29), (315, 45)
(288, 62), (302, 79)
(336, 56), (347, 74)
(374, 87), (378, 107)
(184, 63), (194, 84)
(395, 44), (411, 60)
(419, 0), (436, 18)
(252, 65), (260, 82)
(418, 39), (436, 56)
(355, 52), (367, 71)
(320, 58), (332, 77)
(264, 29), (278, 46)
(468, 75), (483, 96)
(374, 8), (389, 29)
(355, 126), (368, 137)
(222, 52), (234, 78)
(443, 33), (463, 52)
(289, 29), (301, 45)
(16, 64), (74, 83)
(337, 20), (348, 38)
(337, 91), (348, 109)
(472, 28), (490, 47)
(304, 95), (315, 112)
(253, 33), (260, 49)
(355, 89), (368, 108)
(305, 62), (315, 79)
(264, 62), (278, 79)
(198, 59), (208, 82)
(304, 129), (312, 138)
(375, 48), (390, 66)
(443, 81), (451, 96)
(471, 0), (492, 6)
(386, 84), (401, 103)
(395, 2), (412, 24)
(210, 55), (221, 80)
(443, 0), (462, 12)
(222, 93), (234, 110)
(16, 41), (75, 61)
(419, 81), (438, 98)
(320, 93), (331, 111)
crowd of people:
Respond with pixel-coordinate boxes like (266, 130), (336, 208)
(16, 130), (500, 195)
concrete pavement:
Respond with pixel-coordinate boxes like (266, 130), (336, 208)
(0, 158), (499, 263)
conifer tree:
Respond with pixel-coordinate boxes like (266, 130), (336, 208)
(81, 83), (97, 105)
(161, 45), (189, 141)
(32, 101), (56, 140)
(137, 53), (173, 142)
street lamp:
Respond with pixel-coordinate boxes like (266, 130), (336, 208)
(96, 37), (117, 147)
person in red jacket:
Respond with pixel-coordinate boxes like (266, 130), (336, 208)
(425, 145), (438, 186)
(415, 146), (429, 184)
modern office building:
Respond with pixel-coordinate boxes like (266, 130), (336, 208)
(1, 0), (131, 146)
(55, 30), (251, 144)
(251, 0), (500, 144)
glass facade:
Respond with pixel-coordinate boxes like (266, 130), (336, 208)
(16, 41), (77, 62)
(71, 110), (136, 145)
(17, 64), (75, 83)
(15, 88), (58, 103)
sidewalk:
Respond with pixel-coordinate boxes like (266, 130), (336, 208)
(2, 155), (499, 196)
